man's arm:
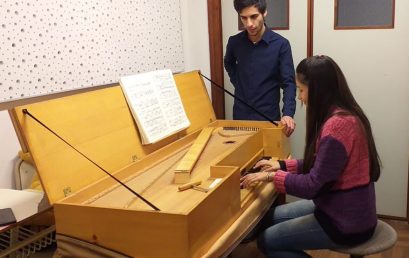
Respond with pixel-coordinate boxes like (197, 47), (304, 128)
(279, 40), (297, 136)
(279, 39), (296, 117)
(224, 37), (237, 87)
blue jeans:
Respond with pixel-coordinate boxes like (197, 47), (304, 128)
(257, 200), (344, 258)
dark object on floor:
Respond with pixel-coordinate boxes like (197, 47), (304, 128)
(0, 208), (16, 226)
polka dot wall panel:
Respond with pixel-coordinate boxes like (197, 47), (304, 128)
(0, 0), (184, 102)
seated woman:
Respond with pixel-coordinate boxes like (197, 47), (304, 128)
(240, 55), (381, 258)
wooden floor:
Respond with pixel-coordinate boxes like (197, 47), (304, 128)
(229, 219), (409, 258)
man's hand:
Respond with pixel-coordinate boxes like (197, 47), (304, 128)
(281, 116), (295, 136)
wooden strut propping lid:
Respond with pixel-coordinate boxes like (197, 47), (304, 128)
(174, 127), (215, 184)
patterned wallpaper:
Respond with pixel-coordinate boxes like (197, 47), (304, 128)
(0, 0), (184, 102)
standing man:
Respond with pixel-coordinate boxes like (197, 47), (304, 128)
(224, 0), (296, 136)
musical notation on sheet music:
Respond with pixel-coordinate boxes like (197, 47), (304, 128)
(120, 69), (190, 144)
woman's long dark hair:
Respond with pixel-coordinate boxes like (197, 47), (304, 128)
(296, 55), (381, 181)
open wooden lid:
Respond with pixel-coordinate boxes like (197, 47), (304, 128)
(11, 71), (216, 204)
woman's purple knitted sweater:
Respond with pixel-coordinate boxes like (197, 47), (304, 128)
(273, 113), (377, 245)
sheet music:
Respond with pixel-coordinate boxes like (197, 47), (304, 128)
(120, 69), (190, 144)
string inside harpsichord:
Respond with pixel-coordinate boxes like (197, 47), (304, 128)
(86, 127), (258, 212)
(22, 109), (161, 211)
(21, 110), (262, 212)
(217, 126), (260, 138)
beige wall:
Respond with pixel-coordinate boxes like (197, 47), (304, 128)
(221, 0), (238, 121)
(0, 111), (20, 188)
(180, 0), (211, 93)
(314, 0), (409, 217)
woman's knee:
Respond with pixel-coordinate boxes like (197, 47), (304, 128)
(265, 199), (315, 225)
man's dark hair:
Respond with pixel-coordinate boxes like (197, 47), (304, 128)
(234, 0), (267, 14)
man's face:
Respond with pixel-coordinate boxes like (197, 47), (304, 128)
(239, 5), (266, 39)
